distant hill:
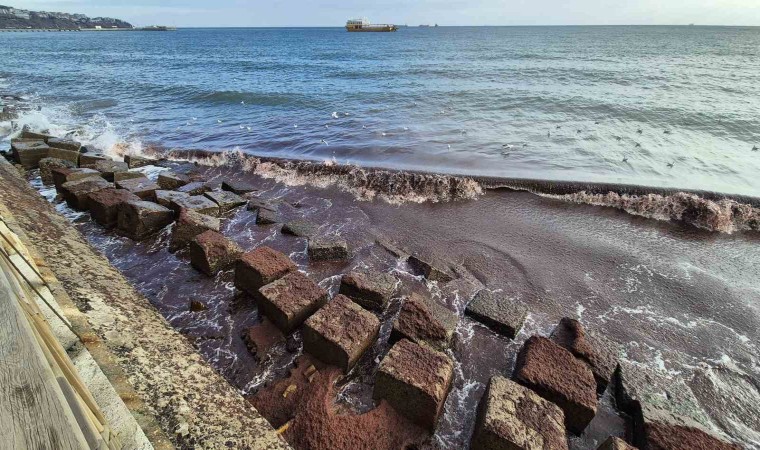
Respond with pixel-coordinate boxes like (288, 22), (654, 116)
(0, 5), (132, 29)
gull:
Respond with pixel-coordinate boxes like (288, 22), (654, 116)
(192, 117), (197, 121)
(331, 112), (339, 119)
(362, 125), (367, 129)
(594, 121), (600, 125)
(637, 128), (643, 134)
(241, 101), (245, 105)
(246, 126), (252, 131)
(667, 161), (675, 168)
(577, 129), (582, 134)
(556, 125), (562, 129)
(404, 127), (409, 131)
(752, 145), (758, 151)
(321, 139), (328, 145)
(186, 122), (191, 126)
(635, 142), (641, 148)
(217, 120), (223, 124)
(382, 132), (387, 136)
(294, 124), (298, 128)
(239, 125), (245, 129)
(623, 156), (628, 162)
(614, 136), (622, 141)
(447, 144), (451, 149)
(664, 130), (672, 135)
(325, 125), (329, 129)
(502, 144), (514, 149)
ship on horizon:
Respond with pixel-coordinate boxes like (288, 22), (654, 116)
(346, 18), (397, 32)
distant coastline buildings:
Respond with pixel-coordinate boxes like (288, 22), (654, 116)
(0, 4), (133, 30)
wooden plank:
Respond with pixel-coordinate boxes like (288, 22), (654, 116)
(0, 258), (89, 450)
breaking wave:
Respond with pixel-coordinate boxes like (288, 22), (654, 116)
(164, 148), (484, 205)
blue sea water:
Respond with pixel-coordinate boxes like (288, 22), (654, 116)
(1, 26), (760, 196)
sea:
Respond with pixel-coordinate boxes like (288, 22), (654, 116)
(2, 26), (760, 197)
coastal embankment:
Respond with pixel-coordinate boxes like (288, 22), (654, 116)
(2, 115), (758, 449)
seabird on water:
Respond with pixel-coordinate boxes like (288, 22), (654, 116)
(637, 128), (643, 134)
(614, 136), (622, 141)
(667, 161), (675, 168)
(753, 145), (758, 151)
(622, 156), (628, 162)
(635, 142), (641, 148)
(664, 130), (672, 134)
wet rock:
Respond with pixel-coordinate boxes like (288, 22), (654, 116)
(189, 230), (243, 276)
(78, 153), (109, 167)
(116, 200), (174, 240)
(169, 209), (220, 252)
(47, 137), (81, 152)
(87, 188), (141, 228)
(642, 420), (740, 450)
(39, 157), (75, 185)
(339, 270), (397, 311)
(169, 195), (220, 217)
(258, 271), (328, 333)
(61, 177), (112, 210)
(307, 236), (349, 261)
(597, 436), (637, 450)
(222, 179), (257, 195)
(47, 147), (80, 165)
(177, 181), (212, 195)
(124, 154), (155, 169)
(615, 360), (717, 448)
(115, 176), (159, 201)
(471, 375), (568, 450)
(11, 139), (49, 169)
(157, 171), (190, 190)
(247, 197), (279, 213)
(281, 219), (319, 238)
(513, 335), (598, 434)
(391, 292), (458, 350)
(243, 318), (286, 361)
(407, 253), (455, 283)
(303, 294), (380, 373)
(373, 338), (454, 431)
(255, 207), (280, 225)
(234, 246), (297, 296)
(113, 171), (148, 182)
(20, 130), (54, 141)
(91, 159), (129, 181)
(189, 300), (208, 312)
(465, 289), (528, 340)
(155, 190), (190, 208)
(204, 190), (247, 213)
(550, 318), (622, 394)
(52, 167), (100, 190)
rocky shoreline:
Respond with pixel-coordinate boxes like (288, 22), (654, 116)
(3, 127), (755, 449)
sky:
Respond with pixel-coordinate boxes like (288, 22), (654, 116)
(9, 0), (760, 27)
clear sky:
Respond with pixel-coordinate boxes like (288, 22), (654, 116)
(9, 0), (760, 27)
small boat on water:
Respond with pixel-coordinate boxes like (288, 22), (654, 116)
(346, 18), (398, 32)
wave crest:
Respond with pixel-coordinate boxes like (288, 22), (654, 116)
(166, 149), (483, 205)
(558, 191), (760, 233)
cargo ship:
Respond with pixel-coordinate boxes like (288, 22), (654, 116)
(346, 18), (398, 32)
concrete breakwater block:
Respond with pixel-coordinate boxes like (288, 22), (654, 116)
(513, 335), (598, 435)
(307, 236), (349, 261)
(39, 157), (75, 185)
(465, 290), (528, 340)
(373, 339), (454, 431)
(87, 188), (141, 228)
(222, 179), (257, 195)
(11, 139), (49, 169)
(115, 176), (158, 201)
(92, 160), (129, 181)
(177, 181), (212, 196)
(113, 171), (148, 182)
(235, 246), (297, 296)
(52, 167), (100, 190)
(47, 137), (81, 152)
(123, 154), (155, 169)
(169, 195), (219, 217)
(117, 200), (174, 240)
(61, 177), (111, 210)
(243, 318), (286, 362)
(471, 375), (568, 450)
(391, 292), (458, 350)
(303, 294), (380, 373)
(155, 189), (189, 208)
(189, 230), (243, 276)
(550, 317), (621, 394)
(47, 147), (80, 165)
(256, 207), (280, 225)
(281, 219), (319, 238)
(258, 271), (328, 333)
(204, 190), (247, 213)
(20, 130), (54, 141)
(613, 360), (733, 449)
(597, 436), (637, 450)
(407, 253), (455, 283)
(78, 153), (109, 167)
(169, 209), (220, 252)
(157, 171), (190, 190)
(339, 269), (397, 311)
